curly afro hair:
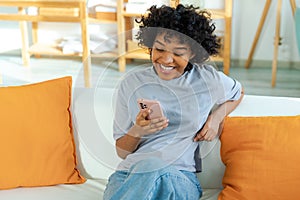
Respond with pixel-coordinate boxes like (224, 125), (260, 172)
(135, 4), (221, 64)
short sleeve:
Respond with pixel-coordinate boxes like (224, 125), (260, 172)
(215, 71), (242, 105)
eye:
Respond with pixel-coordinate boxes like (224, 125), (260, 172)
(155, 48), (164, 52)
(173, 52), (184, 57)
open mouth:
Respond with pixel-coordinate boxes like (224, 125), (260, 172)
(160, 64), (175, 71)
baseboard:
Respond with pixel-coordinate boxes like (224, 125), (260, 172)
(230, 59), (300, 70)
(0, 49), (21, 55)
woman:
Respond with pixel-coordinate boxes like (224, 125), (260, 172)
(104, 4), (244, 200)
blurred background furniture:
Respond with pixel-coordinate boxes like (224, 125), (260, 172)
(296, 4), (300, 54)
(4, 1), (115, 88)
(245, 0), (296, 87)
(0, 0), (91, 87)
(0, 0), (234, 86)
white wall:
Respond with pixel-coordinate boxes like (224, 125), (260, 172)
(231, 0), (299, 62)
(0, 0), (299, 62)
(0, 8), (23, 53)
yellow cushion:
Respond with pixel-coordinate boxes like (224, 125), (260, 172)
(219, 116), (300, 200)
(0, 76), (85, 189)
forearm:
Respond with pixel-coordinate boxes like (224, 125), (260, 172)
(212, 88), (244, 122)
(193, 88), (244, 142)
(115, 125), (141, 159)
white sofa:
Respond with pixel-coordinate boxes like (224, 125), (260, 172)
(1, 87), (300, 200)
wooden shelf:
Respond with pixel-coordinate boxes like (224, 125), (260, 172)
(28, 43), (118, 58)
(89, 17), (117, 24)
(91, 51), (118, 58)
(88, 13), (117, 24)
(0, 1), (120, 87)
(125, 49), (149, 59)
(0, 0), (232, 81)
(28, 43), (79, 56)
(209, 9), (227, 19)
(122, 12), (144, 17)
(0, 0), (92, 87)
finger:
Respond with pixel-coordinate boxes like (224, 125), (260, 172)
(147, 124), (160, 133)
(148, 120), (168, 132)
(141, 109), (151, 118)
(194, 130), (207, 142)
(204, 132), (217, 142)
(195, 134), (203, 141)
(148, 122), (164, 130)
(138, 120), (150, 126)
(136, 109), (146, 120)
(152, 118), (168, 125)
(204, 134), (212, 141)
(151, 116), (168, 123)
(136, 109), (151, 126)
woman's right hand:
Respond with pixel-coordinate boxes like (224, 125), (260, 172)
(131, 108), (169, 138)
(116, 109), (169, 159)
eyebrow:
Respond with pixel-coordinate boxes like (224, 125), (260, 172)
(154, 40), (189, 51)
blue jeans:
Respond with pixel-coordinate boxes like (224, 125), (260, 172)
(103, 158), (202, 200)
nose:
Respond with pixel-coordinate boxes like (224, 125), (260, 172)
(160, 51), (174, 64)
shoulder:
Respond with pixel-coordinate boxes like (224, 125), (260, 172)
(190, 63), (238, 88)
(124, 66), (153, 80)
(191, 63), (222, 80)
(117, 66), (154, 94)
(120, 66), (153, 85)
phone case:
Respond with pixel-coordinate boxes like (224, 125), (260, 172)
(137, 99), (164, 119)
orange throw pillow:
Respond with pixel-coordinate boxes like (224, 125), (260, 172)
(219, 116), (300, 200)
(0, 76), (85, 189)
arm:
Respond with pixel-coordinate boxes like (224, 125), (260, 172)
(194, 87), (244, 142)
(115, 109), (169, 159)
(115, 128), (141, 160)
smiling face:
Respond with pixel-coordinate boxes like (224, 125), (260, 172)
(151, 32), (195, 80)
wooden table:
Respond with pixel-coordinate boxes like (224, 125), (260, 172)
(0, 0), (91, 87)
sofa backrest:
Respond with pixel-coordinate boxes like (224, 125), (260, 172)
(72, 88), (300, 190)
(72, 88), (121, 179)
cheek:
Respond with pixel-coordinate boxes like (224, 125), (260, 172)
(176, 57), (190, 70)
(177, 57), (189, 66)
(151, 51), (159, 62)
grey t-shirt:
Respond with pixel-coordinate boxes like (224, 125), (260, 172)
(113, 64), (242, 172)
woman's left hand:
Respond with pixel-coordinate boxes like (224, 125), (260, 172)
(193, 114), (224, 142)
(194, 92), (244, 142)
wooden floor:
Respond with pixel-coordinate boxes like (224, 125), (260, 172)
(0, 55), (300, 98)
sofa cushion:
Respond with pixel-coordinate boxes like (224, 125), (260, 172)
(218, 115), (300, 200)
(0, 76), (85, 189)
(0, 179), (106, 200)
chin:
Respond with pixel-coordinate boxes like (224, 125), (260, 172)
(159, 76), (172, 80)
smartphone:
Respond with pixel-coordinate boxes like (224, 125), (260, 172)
(137, 99), (164, 119)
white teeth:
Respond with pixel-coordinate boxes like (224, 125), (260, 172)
(161, 65), (174, 71)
